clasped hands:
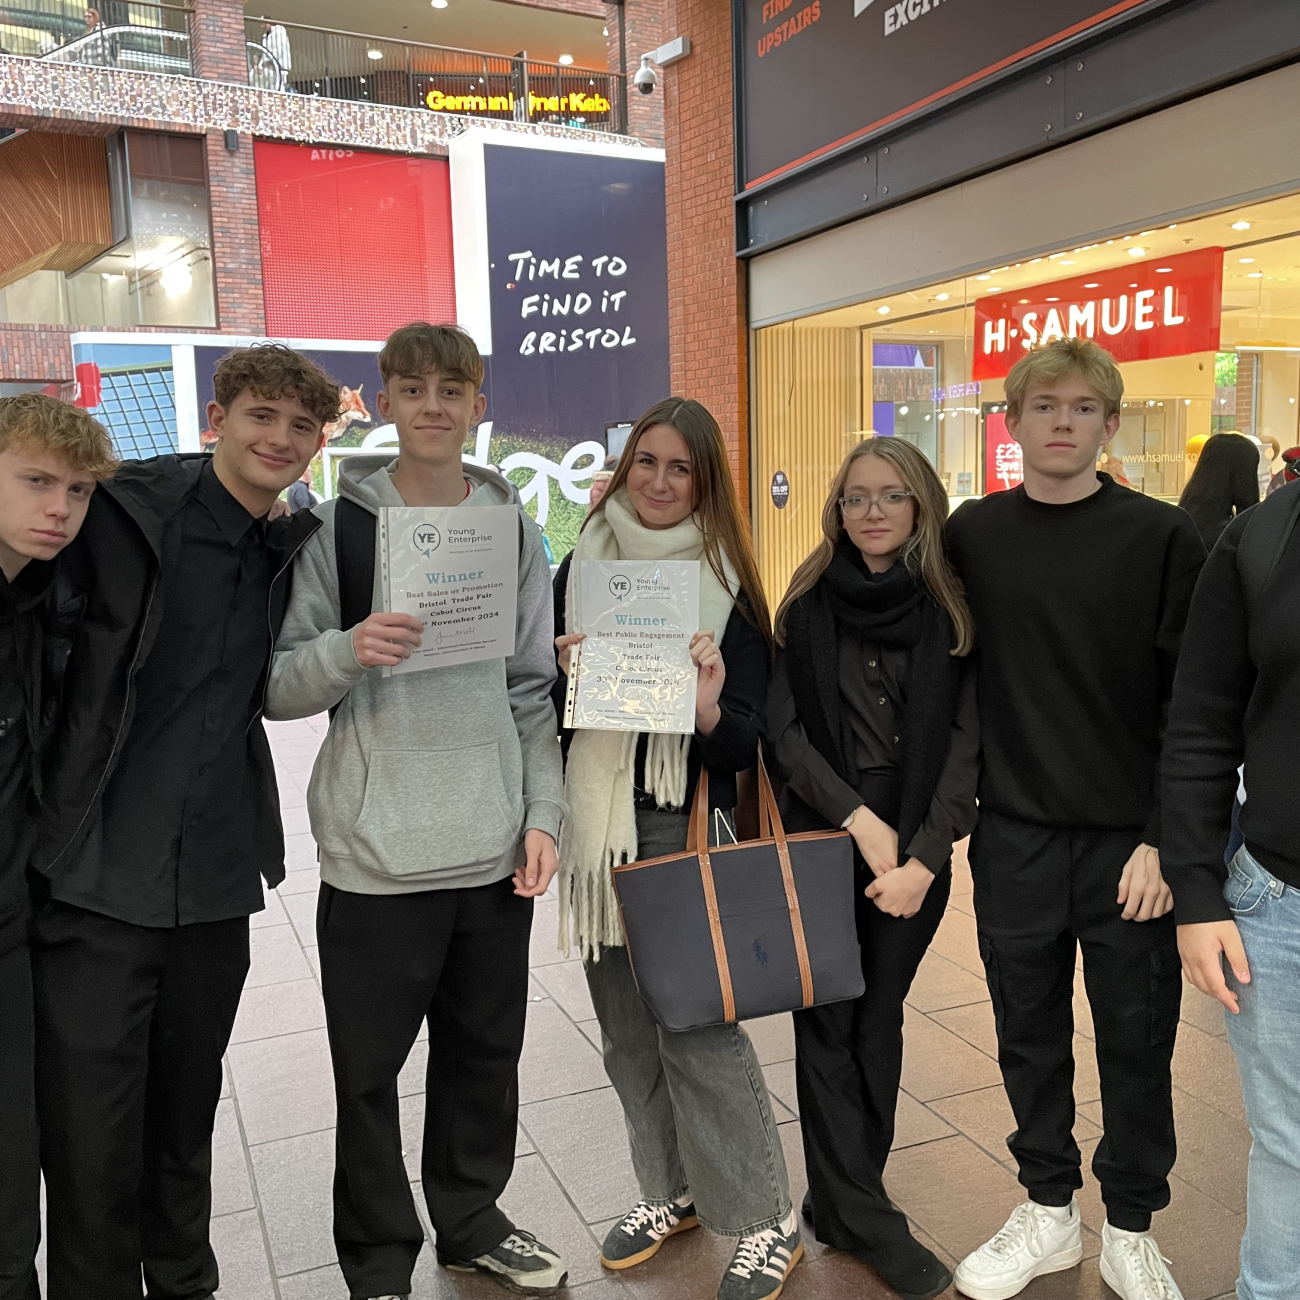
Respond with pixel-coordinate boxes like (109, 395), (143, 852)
(844, 806), (934, 918)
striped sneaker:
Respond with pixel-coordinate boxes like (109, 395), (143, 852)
(717, 1223), (804, 1300)
(443, 1230), (568, 1294)
(600, 1199), (700, 1269)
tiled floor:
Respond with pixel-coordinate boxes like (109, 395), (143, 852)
(204, 718), (1248, 1300)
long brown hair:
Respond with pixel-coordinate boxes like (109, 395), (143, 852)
(587, 397), (773, 650)
(773, 437), (974, 655)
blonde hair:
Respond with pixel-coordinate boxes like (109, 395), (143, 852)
(0, 392), (117, 478)
(1005, 336), (1124, 420)
(774, 436), (973, 655)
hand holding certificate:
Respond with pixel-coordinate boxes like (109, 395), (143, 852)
(377, 505), (518, 675)
(563, 560), (700, 734)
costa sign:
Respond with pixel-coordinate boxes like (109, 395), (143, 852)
(973, 247), (1223, 381)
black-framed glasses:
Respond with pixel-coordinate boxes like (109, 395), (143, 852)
(838, 490), (915, 520)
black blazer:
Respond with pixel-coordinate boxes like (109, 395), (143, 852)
(551, 550), (768, 814)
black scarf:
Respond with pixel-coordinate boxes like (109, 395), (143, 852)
(784, 540), (962, 857)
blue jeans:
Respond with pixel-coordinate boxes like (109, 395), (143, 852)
(1223, 847), (1300, 1300)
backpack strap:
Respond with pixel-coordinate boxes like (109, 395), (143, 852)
(1238, 479), (1300, 616)
(331, 497), (376, 721)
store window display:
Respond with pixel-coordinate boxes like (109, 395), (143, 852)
(753, 191), (1300, 600)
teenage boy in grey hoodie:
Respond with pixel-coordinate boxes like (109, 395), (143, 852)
(266, 323), (567, 1300)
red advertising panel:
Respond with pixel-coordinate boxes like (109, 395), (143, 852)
(255, 143), (455, 340)
(983, 411), (1023, 494)
(973, 247), (1223, 381)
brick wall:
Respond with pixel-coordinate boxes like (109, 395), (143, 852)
(660, 0), (747, 497)
(204, 130), (266, 334)
(607, 0), (665, 146)
(189, 0), (250, 84)
(0, 324), (75, 382)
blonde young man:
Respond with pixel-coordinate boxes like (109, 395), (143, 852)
(945, 339), (1205, 1300)
(0, 394), (116, 1300)
(266, 322), (567, 1300)
(31, 347), (337, 1300)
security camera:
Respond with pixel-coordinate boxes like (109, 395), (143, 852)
(633, 55), (657, 94)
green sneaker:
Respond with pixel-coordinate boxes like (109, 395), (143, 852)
(600, 1199), (700, 1269)
(717, 1224), (804, 1300)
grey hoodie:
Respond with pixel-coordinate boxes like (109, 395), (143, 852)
(266, 456), (565, 895)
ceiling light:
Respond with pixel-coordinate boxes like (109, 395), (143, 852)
(1156, 266), (1172, 272)
(934, 293), (950, 301)
(877, 306), (890, 315)
(899, 405), (909, 415)
(558, 53), (574, 64)
(1128, 247), (1146, 257)
(1018, 298), (1029, 304)
(367, 48), (383, 58)
(160, 262), (192, 299)
(1248, 272), (1263, 278)
(988, 287), (1001, 292)
(602, 25), (608, 34)
(1140, 230), (1154, 236)
(1231, 220), (1251, 230)
(1240, 257), (1255, 264)
(1059, 260), (1075, 266)
(1084, 282), (1100, 288)
(976, 274), (991, 281)
(1046, 296), (1060, 302)
(1168, 224), (1178, 229)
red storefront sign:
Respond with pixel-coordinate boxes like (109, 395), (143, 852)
(983, 411), (1023, 494)
(973, 247), (1224, 381)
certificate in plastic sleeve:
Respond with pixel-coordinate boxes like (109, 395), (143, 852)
(378, 505), (518, 675)
(564, 560), (699, 734)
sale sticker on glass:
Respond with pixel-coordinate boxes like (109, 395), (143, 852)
(563, 560), (700, 734)
(378, 506), (518, 675)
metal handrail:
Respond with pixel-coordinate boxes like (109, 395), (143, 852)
(4, 0), (193, 73)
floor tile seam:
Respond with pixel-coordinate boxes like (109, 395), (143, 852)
(228, 1019), (330, 1048)
(1169, 1082), (1250, 1130)
(244, 1122), (338, 1149)
(223, 1050), (285, 1300)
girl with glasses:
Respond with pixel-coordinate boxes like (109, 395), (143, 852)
(767, 436), (979, 1300)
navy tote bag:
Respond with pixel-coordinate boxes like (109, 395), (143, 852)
(611, 754), (864, 1031)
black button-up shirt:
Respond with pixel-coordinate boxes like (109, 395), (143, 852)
(51, 462), (275, 927)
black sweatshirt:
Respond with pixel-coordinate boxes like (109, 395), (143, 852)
(946, 476), (1205, 843)
(1161, 502), (1300, 922)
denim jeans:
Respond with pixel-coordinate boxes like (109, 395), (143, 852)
(583, 808), (792, 1236)
(1223, 847), (1300, 1300)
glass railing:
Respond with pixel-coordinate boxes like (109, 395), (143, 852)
(1, 0), (193, 75)
(244, 20), (626, 134)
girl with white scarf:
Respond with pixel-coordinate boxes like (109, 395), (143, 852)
(552, 400), (801, 1300)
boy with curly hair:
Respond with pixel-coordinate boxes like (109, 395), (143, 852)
(30, 346), (339, 1300)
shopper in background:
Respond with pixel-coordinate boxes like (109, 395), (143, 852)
(286, 464), (318, 513)
(29, 346), (336, 1300)
(553, 398), (801, 1300)
(946, 338), (1204, 1300)
(0, 395), (116, 1300)
(767, 436), (977, 1300)
(586, 454), (619, 513)
(1266, 445), (1300, 496)
(1162, 477), (1300, 1300)
(1178, 431), (1260, 550)
(267, 322), (568, 1299)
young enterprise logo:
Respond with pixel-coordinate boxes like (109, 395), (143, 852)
(608, 574), (632, 601)
(412, 523), (441, 557)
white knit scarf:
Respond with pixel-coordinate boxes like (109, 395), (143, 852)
(558, 487), (738, 960)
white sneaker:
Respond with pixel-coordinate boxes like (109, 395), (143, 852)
(954, 1199), (1083, 1300)
(1099, 1222), (1185, 1300)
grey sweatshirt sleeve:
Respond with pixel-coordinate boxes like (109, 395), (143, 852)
(266, 512), (369, 721)
(508, 514), (566, 841)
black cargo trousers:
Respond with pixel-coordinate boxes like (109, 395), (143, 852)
(969, 810), (1181, 1233)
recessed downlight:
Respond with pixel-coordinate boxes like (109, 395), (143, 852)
(558, 53), (574, 64)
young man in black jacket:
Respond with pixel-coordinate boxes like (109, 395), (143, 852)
(946, 339), (1204, 1300)
(0, 394), (116, 1300)
(30, 346), (338, 1300)
(1162, 480), (1300, 1300)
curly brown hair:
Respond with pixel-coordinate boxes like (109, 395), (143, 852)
(0, 392), (118, 478)
(212, 344), (341, 427)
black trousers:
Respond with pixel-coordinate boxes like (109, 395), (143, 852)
(794, 862), (950, 1264)
(969, 811), (1181, 1232)
(0, 940), (40, 1300)
(317, 876), (534, 1298)
(31, 900), (250, 1300)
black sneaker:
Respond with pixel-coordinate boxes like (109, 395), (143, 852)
(600, 1199), (700, 1269)
(717, 1224), (804, 1300)
(443, 1230), (568, 1294)
(856, 1236), (953, 1300)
